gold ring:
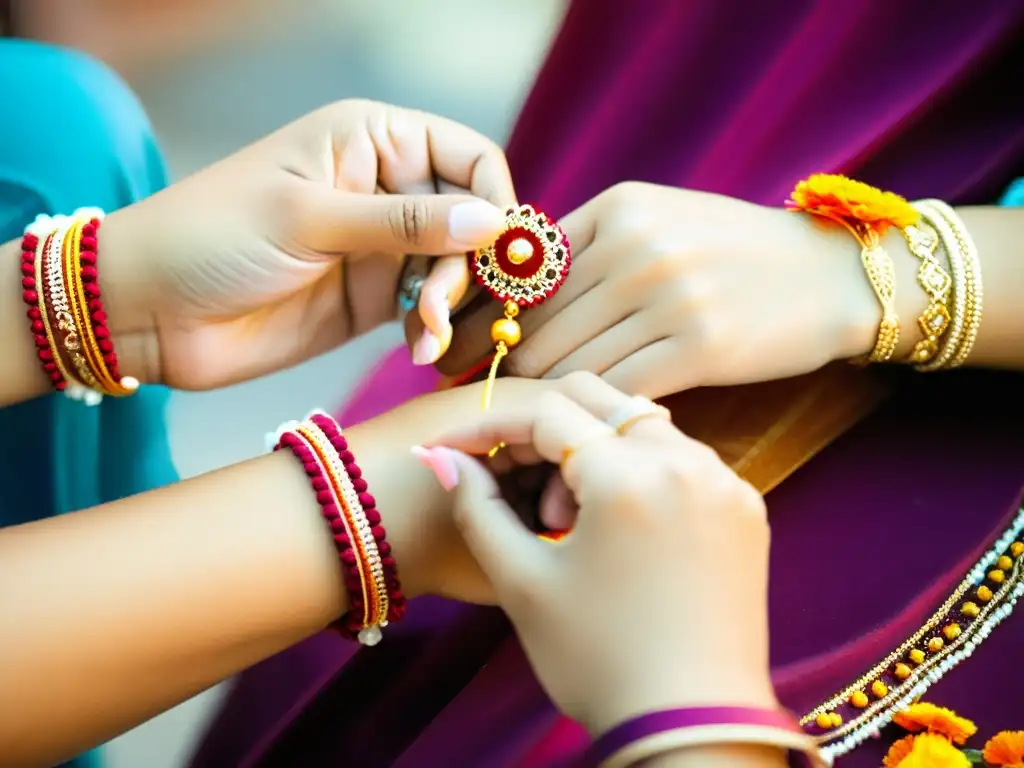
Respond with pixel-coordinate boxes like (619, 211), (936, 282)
(606, 396), (671, 436)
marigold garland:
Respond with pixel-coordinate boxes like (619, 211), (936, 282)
(785, 173), (920, 238)
(884, 734), (918, 768)
(984, 730), (1024, 767)
(893, 702), (978, 745)
(884, 701), (1024, 767)
(894, 733), (972, 768)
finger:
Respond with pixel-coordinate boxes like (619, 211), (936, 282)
(539, 473), (577, 531)
(600, 337), (699, 399)
(298, 187), (507, 255)
(423, 253), (473, 328)
(436, 201), (607, 377)
(540, 307), (662, 383)
(509, 279), (639, 379)
(428, 387), (618, 473)
(414, 446), (544, 589)
(419, 112), (517, 209)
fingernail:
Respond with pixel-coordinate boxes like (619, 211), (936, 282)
(447, 200), (504, 250)
(411, 445), (460, 490)
(411, 328), (442, 365)
(420, 286), (451, 334)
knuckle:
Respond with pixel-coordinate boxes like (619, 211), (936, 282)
(558, 370), (603, 397)
(535, 388), (572, 417)
(389, 197), (432, 247)
(602, 181), (648, 207)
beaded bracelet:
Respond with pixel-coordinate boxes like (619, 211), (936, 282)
(22, 209), (138, 403)
(269, 411), (406, 645)
(582, 706), (825, 768)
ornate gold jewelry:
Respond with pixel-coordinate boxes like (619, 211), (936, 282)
(857, 227), (900, 363)
(902, 221), (953, 366)
(917, 199), (982, 369)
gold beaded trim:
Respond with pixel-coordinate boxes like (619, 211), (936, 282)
(902, 222), (953, 366)
(801, 527), (1024, 741)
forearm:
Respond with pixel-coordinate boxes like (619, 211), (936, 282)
(0, 376), (540, 766)
(0, 415), (439, 766)
(954, 206), (1024, 367)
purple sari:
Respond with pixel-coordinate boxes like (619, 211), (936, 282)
(192, 2), (1024, 765)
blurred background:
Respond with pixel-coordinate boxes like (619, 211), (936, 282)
(7, 0), (567, 764)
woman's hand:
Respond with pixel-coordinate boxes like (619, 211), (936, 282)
(102, 98), (514, 389)
(417, 372), (776, 735)
(439, 183), (880, 398)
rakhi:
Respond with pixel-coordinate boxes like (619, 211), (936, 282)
(468, 204), (571, 429)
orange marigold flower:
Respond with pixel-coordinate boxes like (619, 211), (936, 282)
(883, 734), (917, 768)
(983, 730), (1024, 767)
(786, 173), (919, 233)
(893, 703), (978, 745)
(895, 733), (971, 768)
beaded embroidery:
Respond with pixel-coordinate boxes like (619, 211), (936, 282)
(802, 508), (1024, 762)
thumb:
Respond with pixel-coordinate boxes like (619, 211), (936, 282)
(302, 191), (506, 255)
(412, 446), (541, 587)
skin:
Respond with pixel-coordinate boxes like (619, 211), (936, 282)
(434, 184), (1024, 391)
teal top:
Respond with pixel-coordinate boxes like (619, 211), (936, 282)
(0, 40), (178, 768)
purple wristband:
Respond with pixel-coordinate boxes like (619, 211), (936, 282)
(581, 706), (815, 767)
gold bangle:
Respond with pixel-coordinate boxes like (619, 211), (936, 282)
(855, 227), (900, 363)
(912, 201), (975, 371)
(920, 199), (982, 368)
(901, 221), (952, 365)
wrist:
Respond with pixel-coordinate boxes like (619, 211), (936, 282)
(798, 212), (928, 365)
(97, 206), (163, 385)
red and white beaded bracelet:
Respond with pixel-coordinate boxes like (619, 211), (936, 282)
(270, 411), (406, 645)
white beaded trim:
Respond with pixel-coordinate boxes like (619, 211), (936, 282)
(817, 508), (1024, 762)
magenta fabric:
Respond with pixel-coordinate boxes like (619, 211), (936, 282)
(190, 2), (1024, 766)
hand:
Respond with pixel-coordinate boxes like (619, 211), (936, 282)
(101, 98), (514, 389)
(438, 183), (879, 398)
(418, 372), (776, 734)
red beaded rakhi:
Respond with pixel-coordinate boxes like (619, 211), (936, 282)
(269, 410), (405, 645)
(469, 204), (571, 415)
(21, 208), (138, 405)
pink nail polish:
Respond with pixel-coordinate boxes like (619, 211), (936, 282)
(411, 446), (460, 490)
